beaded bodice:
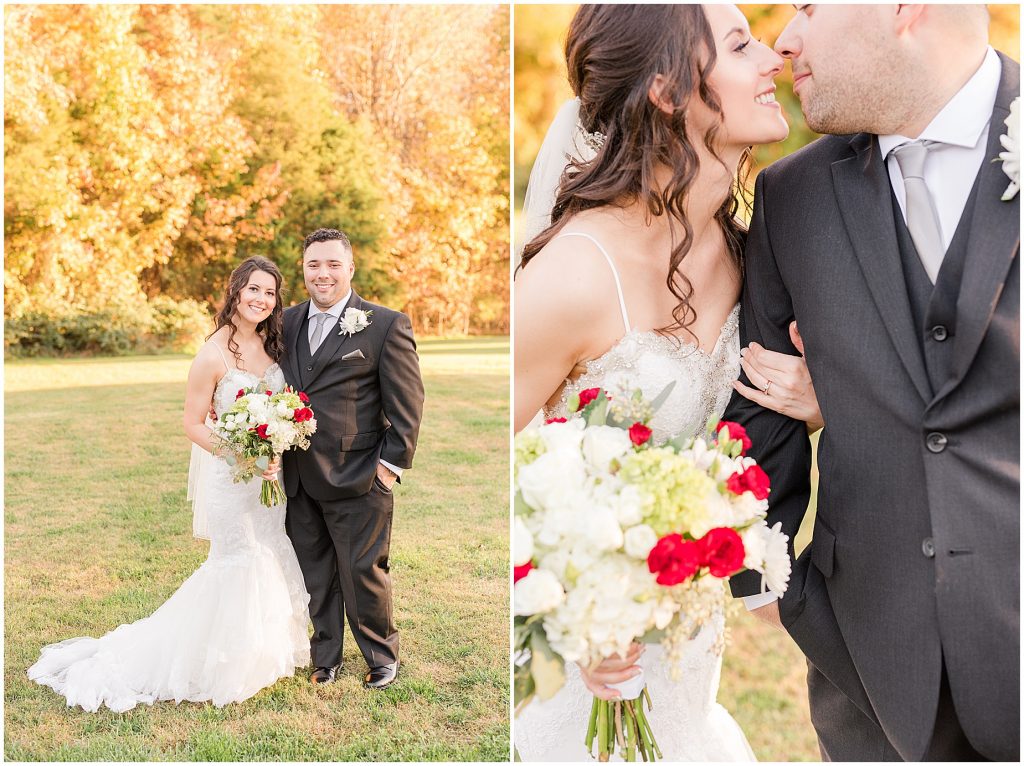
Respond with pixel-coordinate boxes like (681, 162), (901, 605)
(212, 364), (285, 417)
(546, 305), (740, 444)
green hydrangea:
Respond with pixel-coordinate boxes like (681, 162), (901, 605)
(514, 430), (547, 479)
(618, 446), (717, 536)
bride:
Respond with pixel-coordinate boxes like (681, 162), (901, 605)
(28, 256), (311, 712)
(515, 4), (822, 761)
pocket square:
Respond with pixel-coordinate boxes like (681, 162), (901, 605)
(341, 349), (365, 361)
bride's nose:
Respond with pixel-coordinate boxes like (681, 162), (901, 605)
(759, 47), (785, 79)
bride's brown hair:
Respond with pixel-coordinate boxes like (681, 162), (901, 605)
(520, 4), (750, 339)
(208, 256), (285, 368)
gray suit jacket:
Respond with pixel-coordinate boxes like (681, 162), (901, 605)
(281, 292), (425, 501)
(727, 54), (1019, 760)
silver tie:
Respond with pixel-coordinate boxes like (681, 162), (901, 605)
(309, 312), (330, 354)
(892, 140), (943, 283)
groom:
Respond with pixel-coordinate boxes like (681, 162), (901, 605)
(282, 227), (424, 690)
(727, 5), (1018, 761)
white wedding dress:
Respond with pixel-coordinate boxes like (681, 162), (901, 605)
(515, 232), (755, 762)
(28, 354), (311, 712)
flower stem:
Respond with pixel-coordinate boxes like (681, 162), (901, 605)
(586, 698), (599, 751)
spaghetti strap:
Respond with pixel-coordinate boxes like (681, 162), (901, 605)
(555, 232), (631, 332)
(210, 341), (231, 372)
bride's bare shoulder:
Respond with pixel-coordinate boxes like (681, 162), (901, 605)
(517, 215), (623, 317)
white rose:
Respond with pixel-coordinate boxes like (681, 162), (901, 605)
(513, 517), (533, 566)
(534, 502), (588, 548)
(581, 426), (633, 471)
(538, 418), (586, 454)
(731, 491), (767, 525)
(517, 449), (588, 512)
(583, 507), (623, 552)
(623, 524), (658, 560)
(614, 484), (644, 526)
(681, 438), (717, 472)
(513, 568), (565, 616)
(276, 401), (290, 417)
(714, 455), (742, 483)
(689, 491), (734, 538)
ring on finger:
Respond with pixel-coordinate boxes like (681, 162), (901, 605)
(763, 379), (773, 396)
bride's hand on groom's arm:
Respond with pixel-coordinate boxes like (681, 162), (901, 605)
(733, 321), (824, 433)
(578, 642), (644, 700)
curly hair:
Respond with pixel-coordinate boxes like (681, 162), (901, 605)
(208, 256), (286, 367)
(303, 228), (352, 255)
(520, 4), (751, 341)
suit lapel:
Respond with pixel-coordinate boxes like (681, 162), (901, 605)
(832, 133), (933, 403)
(937, 56), (1020, 401)
(306, 292), (360, 388)
(285, 300), (308, 384)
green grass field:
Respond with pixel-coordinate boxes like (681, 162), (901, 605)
(4, 338), (510, 762)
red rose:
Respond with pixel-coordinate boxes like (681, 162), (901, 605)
(716, 421), (752, 454)
(514, 561), (534, 583)
(647, 534), (702, 586)
(235, 389), (245, 400)
(629, 422), (652, 446)
(700, 527), (746, 578)
(544, 417), (567, 424)
(298, 391), (310, 404)
(265, 390), (273, 396)
(725, 464), (771, 501)
(577, 387), (601, 410)
(255, 424), (269, 439)
(293, 407), (313, 423)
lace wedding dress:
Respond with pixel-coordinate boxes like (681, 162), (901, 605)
(515, 232), (755, 762)
(28, 352), (311, 712)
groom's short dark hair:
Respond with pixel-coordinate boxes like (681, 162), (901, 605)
(303, 228), (352, 255)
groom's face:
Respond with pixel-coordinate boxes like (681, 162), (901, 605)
(303, 240), (355, 310)
(774, 4), (906, 135)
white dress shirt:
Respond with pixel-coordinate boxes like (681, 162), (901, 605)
(306, 292), (403, 479)
(306, 290), (351, 350)
(878, 46), (1000, 254)
(744, 47), (1000, 614)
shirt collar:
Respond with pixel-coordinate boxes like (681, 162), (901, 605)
(878, 46), (1000, 158)
(307, 290), (352, 320)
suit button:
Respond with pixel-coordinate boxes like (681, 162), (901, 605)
(926, 432), (947, 453)
(921, 538), (936, 558)
(930, 325), (948, 342)
(306, 366), (313, 371)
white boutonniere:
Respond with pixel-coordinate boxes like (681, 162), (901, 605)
(338, 307), (372, 336)
(997, 96), (1019, 201)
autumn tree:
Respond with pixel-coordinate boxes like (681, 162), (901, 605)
(321, 4), (510, 334)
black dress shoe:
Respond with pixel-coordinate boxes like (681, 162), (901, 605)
(310, 664), (341, 684)
(363, 661), (399, 689)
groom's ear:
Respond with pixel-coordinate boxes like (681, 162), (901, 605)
(892, 5), (927, 37)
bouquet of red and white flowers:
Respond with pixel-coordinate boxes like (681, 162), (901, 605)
(213, 385), (317, 507)
(514, 385), (790, 762)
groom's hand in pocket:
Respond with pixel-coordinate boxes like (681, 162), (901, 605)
(751, 601), (784, 631)
(375, 463), (397, 490)
(579, 642), (644, 700)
